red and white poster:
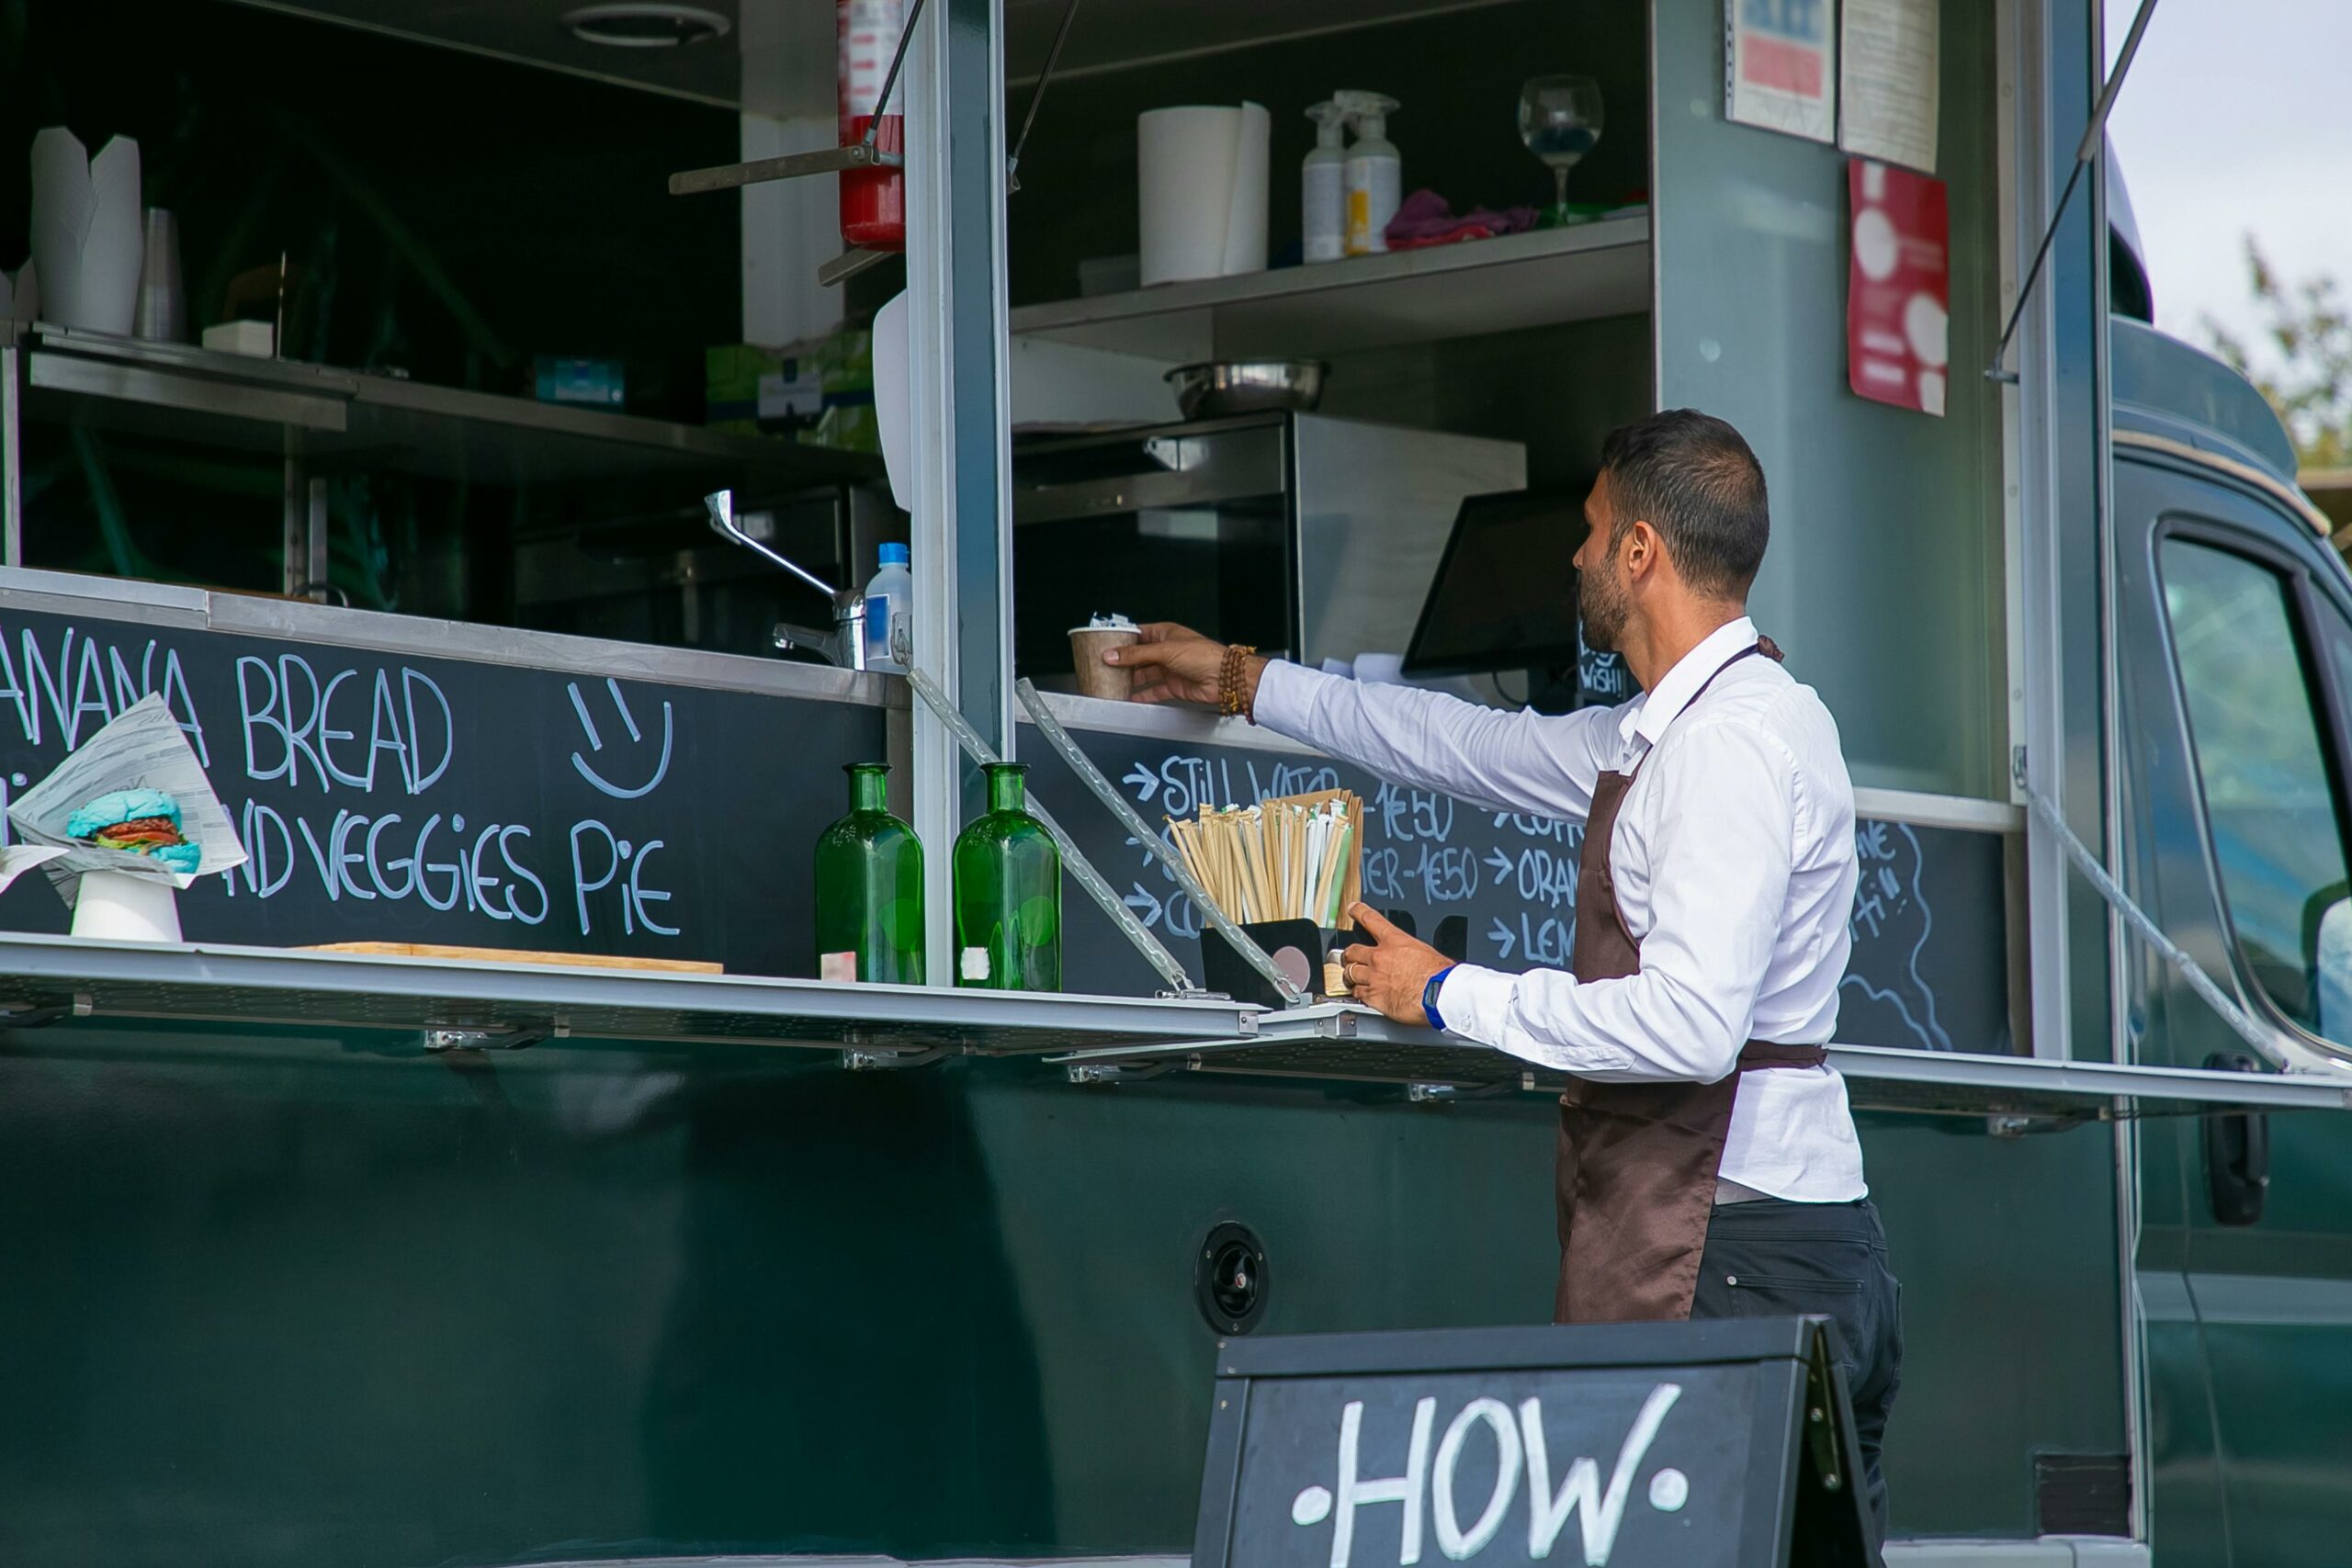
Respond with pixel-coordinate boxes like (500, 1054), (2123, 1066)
(1847, 158), (1950, 416)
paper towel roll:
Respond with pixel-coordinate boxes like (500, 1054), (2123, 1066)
(1137, 103), (1269, 288)
(30, 128), (141, 334)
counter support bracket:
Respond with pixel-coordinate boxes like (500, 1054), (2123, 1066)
(908, 667), (1204, 996)
(1014, 678), (1307, 1007)
(0, 991), (92, 1030)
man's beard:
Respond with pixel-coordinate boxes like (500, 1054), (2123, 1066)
(1579, 551), (1629, 652)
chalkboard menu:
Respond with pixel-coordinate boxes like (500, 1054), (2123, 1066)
(1193, 1318), (1871, 1568)
(0, 605), (888, 975)
(1026, 711), (2015, 1054)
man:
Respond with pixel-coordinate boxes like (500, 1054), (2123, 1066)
(1109, 409), (1902, 1539)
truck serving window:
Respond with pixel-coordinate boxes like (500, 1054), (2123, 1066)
(2161, 538), (2352, 1037)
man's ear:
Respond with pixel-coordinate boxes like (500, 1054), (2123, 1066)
(1623, 518), (1658, 581)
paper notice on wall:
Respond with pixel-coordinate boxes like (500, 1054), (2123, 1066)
(1840, 0), (1940, 173)
(1848, 159), (1951, 417)
(1725, 0), (1836, 144)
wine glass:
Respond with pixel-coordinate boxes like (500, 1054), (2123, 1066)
(1518, 74), (1605, 223)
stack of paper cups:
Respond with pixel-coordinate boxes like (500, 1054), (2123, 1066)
(1137, 103), (1270, 288)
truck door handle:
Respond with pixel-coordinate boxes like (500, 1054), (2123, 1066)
(2203, 1051), (2271, 1226)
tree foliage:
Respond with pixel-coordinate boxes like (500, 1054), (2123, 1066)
(2206, 236), (2352, 469)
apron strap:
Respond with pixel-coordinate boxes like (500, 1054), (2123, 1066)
(1737, 1041), (1827, 1070)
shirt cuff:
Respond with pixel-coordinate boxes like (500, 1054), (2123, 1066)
(1250, 659), (1322, 734)
(1434, 964), (1520, 1043)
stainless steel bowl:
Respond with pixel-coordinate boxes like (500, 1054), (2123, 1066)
(1166, 360), (1328, 420)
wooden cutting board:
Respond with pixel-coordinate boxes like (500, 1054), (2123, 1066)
(300, 942), (722, 975)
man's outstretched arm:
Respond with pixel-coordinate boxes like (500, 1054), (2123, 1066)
(1110, 622), (1616, 822)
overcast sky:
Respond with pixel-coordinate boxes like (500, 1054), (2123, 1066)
(2103, 0), (2352, 363)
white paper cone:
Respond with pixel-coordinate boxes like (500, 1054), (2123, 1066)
(1139, 106), (1245, 288)
(70, 869), (183, 942)
(1218, 101), (1271, 277)
(0, 260), (34, 323)
(29, 129), (141, 334)
(83, 137), (143, 335)
(30, 127), (96, 329)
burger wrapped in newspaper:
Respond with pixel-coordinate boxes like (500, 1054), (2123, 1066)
(65, 789), (203, 874)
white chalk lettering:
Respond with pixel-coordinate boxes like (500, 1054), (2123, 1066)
(402, 671), (452, 794)
(1331, 1396), (1435, 1568)
(0, 632), (31, 742)
(237, 801), (295, 897)
(318, 669), (369, 789)
(23, 626), (72, 748)
(332, 810), (375, 900)
(571, 819), (622, 934)
(1521, 1383), (1680, 1563)
(500, 825), (549, 926)
(1433, 1399), (1521, 1561)
(469, 821), (509, 921)
(413, 813), (461, 911)
(293, 811), (345, 900)
(366, 813), (413, 898)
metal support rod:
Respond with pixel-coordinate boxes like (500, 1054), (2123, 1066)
(667, 0), (923, 200)
(1986, 0), (2160, 382)
(669, 142), (902, 198)
(1, 341), (19, 568)
(2022, 782), (2288, 1068)
(1016, 679), (1308, 1007)
(908, 667), (1200, 995)
(1006, 0), (1083, 191)
(860, 0), (930, 152)
(280, 445), (308, 597)
(819, 247), (898, 289)
(303, 475), (329, 602)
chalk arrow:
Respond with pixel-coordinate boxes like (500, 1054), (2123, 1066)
(1485, 847), (1515, 880)
(1488, 917), (1516, 960)
(1124, 882), (1164, 928)
(1123, 762), (1160, 804)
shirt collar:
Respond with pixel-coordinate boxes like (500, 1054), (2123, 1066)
(1618, 615), (1760, 752)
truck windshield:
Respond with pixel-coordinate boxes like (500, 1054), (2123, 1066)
(2162, 537), (2352, 1039)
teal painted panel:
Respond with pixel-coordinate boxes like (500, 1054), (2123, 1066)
(0, 1027), (2123, 1562)
(1652, 0), (2008, 797)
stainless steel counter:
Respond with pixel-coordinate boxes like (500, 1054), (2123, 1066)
(0, 565), (901, 709)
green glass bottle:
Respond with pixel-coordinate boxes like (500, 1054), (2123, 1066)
(953, 761), (1061, 991)
(812, 762), (925, 984)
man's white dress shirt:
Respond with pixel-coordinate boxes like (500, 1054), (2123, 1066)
(1253, 616), (1867, 1201)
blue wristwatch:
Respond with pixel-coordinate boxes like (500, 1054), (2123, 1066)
(1421, 964), (1458, 1032)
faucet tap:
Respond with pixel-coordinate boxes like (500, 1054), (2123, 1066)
(704, 489), (869, 671)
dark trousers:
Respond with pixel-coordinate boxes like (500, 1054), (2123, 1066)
(1690, 1196), (1903, 1545)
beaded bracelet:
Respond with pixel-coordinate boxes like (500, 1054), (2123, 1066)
(1219, 643), (1256, 718)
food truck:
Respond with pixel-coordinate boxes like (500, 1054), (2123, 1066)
(2, 0), (2347, 1564)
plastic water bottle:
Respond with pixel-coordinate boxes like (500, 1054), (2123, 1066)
(863, 542), (911, 672)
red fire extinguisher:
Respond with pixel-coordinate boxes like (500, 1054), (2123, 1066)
(837, 0), (907, 251)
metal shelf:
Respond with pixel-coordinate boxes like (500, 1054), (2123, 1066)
(0, 931), (1262, 1055)
(1056, 1004), (2352, 1117)
(1009, 214), (1652, 362)
(13, 322), (880, 491)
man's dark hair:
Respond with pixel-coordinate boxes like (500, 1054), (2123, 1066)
(1596, 408), (1770, 597)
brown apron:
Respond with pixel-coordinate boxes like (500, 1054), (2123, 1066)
(1554, 637), (1827, 1325)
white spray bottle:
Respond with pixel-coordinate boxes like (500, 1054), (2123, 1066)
(1302, 100), (1349, 264)
(1337, 90), (1401, 256)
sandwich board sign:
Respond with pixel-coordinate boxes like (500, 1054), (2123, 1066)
(1192, 1317), (1874, 1568)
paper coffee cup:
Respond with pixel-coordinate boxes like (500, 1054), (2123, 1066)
(1069, 625), (1141, 700)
